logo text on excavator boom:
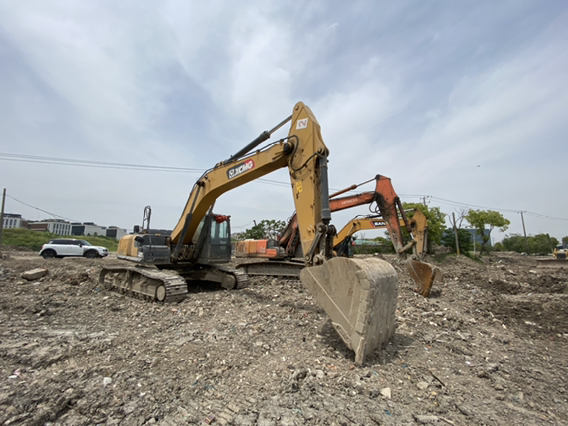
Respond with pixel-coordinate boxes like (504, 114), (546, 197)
(227, 159), (255, 179)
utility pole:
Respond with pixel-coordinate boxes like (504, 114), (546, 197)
(0, 188), (5, 254)
(452, 212), (460, 256)
(520, 211), (528, 253)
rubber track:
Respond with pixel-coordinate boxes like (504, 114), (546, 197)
(216, 265), (250, 288)
(100, 266), (189, 303)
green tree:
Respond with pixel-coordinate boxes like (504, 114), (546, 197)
(369, 236), (396, 254)
(237, 219), (286, 240)
(502, 233), (558, 255)
(493, 241), (505, 251)
(562, 236), (568, 247)
(441, 228), (473, 254)
(465, 210), (510, 255)
(402, 203), (447, 253)
(529, 234), (558, 255)
(502, 233), (525, 252)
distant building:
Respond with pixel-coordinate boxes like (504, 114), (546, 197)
(29, 219), (72, 235)
(5, 212), (128, 240)
(106, 226), (128, 240)
(2, 213), (23, 229)
(71, 222), (107, 237)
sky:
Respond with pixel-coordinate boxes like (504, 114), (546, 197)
(1, 0), (567, 243)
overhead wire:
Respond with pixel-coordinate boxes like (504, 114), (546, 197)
(6, 194), (80, 222)
(2, 152), (566, 222)
(0, 152), (329, 190)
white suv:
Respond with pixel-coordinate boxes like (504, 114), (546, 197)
(39, 239), (109, 259)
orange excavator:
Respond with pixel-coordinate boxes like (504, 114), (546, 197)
(236, 175), (441, 296)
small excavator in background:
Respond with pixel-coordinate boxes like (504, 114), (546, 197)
(537, 243), (568, 266)
(100, 102), (397, 364)
(332, 210), (441, 297)
(333, 209), (428, 257)
(236, 175), (441, 296)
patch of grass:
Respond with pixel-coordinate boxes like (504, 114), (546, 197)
(1, 228), (118, 252)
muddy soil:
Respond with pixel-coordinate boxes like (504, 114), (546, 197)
(0, 249), (566, 425)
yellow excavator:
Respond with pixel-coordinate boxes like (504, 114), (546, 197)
(100, 102), (397, 364)
(333, 210), (441, 297)
(537, 244), (568, 266)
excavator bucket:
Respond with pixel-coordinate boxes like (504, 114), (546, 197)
(300, 257), (398, 365)
(405, 258), (442, 297)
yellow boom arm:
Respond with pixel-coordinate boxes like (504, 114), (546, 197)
(170, 102), (331, 265)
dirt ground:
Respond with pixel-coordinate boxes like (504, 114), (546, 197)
(0, 249), (566, 426)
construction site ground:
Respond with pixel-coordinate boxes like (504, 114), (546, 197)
(0, 249), (566, 425)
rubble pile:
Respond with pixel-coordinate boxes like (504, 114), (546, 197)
(0, 251), (566, 425)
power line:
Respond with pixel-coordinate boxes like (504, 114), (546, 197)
(3, 152), (566, 222)
(0, 152), (204, 173)
(399, 194), (568, 222)
(7, 195), (80, 222)
(0, 152), (300, 188)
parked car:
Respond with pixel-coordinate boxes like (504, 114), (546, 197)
(39, 239), (109, 259)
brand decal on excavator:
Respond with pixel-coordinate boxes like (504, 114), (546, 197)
(296, 118), (308, 130)
(227, 159), (255, 179)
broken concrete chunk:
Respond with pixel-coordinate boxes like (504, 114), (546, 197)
(21, 268), (48, 281)
(417, 381), (429, 390)
(414, 414), (439, 424)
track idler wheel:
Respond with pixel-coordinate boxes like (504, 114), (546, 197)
(300, 257), (397, 365)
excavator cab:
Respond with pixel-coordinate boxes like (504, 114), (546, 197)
(194, 214), (232, 264)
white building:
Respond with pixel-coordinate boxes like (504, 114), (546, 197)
(71, 222), (107, 237)
(106, 226), (128, 240)
(29, 219), (72, 235)
(2, 213), (22, 229)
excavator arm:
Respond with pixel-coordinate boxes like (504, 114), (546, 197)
(331, 208), (440, 297)
(329, 175), (414, 256)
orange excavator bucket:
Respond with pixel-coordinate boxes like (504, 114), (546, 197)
(405, 258), (442, 297)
